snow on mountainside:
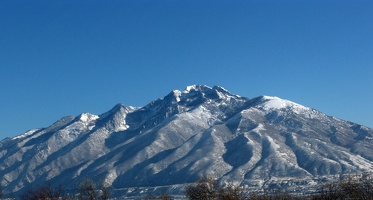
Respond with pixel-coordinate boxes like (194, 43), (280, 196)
(1, 85), (373, 198)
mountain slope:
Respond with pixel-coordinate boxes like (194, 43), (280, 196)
(1, 85), (373, 197)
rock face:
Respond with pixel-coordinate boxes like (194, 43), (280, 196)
(1, 85), (373, 197)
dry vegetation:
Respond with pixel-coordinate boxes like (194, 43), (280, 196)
(17, 179), (111, 200)
(1, 174), (372, 199)
(184, 174), (373, 200)
(185, 176), (247, 200)
(312, 174), (373, 200)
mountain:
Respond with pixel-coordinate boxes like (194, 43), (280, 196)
(1, 85), (373, 197)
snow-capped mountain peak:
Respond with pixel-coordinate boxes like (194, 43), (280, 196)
(171, 90), (182, 102)
(176, 84), (243, 103)
(183, 84), (212, 93)
(257, 95), (309, 112)
(78, 113), (99, 122)
(1, 85), (373, 198)
(99, 103), (137, 119)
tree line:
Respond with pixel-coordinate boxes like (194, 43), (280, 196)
(184, 174), (373, 200)
(1, 174), (373, 199)
(0, 179), (111, 200)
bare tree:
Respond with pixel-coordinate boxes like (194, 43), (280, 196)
(99, 181), (112, 200)
(185, 176), (248, 200)
(218, 183), (247, 200)
(78, 179), (97, 200)
(78, 178), (112, 200)
(312, 174), (373, 200)
(19, 183), (71, 200)
(185, 176), (219, 200)
(339, 174), (373, 200)
(18, 179), (111, 200)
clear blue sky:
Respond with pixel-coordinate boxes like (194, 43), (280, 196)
(1, 0), (372, 139)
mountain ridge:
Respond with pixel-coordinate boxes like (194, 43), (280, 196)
(1, 85), (373, 198)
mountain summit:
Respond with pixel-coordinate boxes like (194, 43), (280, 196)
(1, 85), (373, 197)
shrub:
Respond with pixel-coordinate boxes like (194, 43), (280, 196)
(312, 174), (373, 200)
(19, 183), (71, 200)
(18, 179), (111, 200)
(78, 178), (112, 200)
(185, 176), (219, 200)
(185, 176), (248, 200)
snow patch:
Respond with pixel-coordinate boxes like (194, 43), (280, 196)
(183, 85), (212, 93)
(115, 120), (129, 132)
(259, 96), (308, 114)
(12, 129), (40, 140)
(267, 136), (292, 161)
(349, 154), (373, 171)
(185, 85), (197, 93)
(173, 90), (181, 102)
(79, 113), (99, 122)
